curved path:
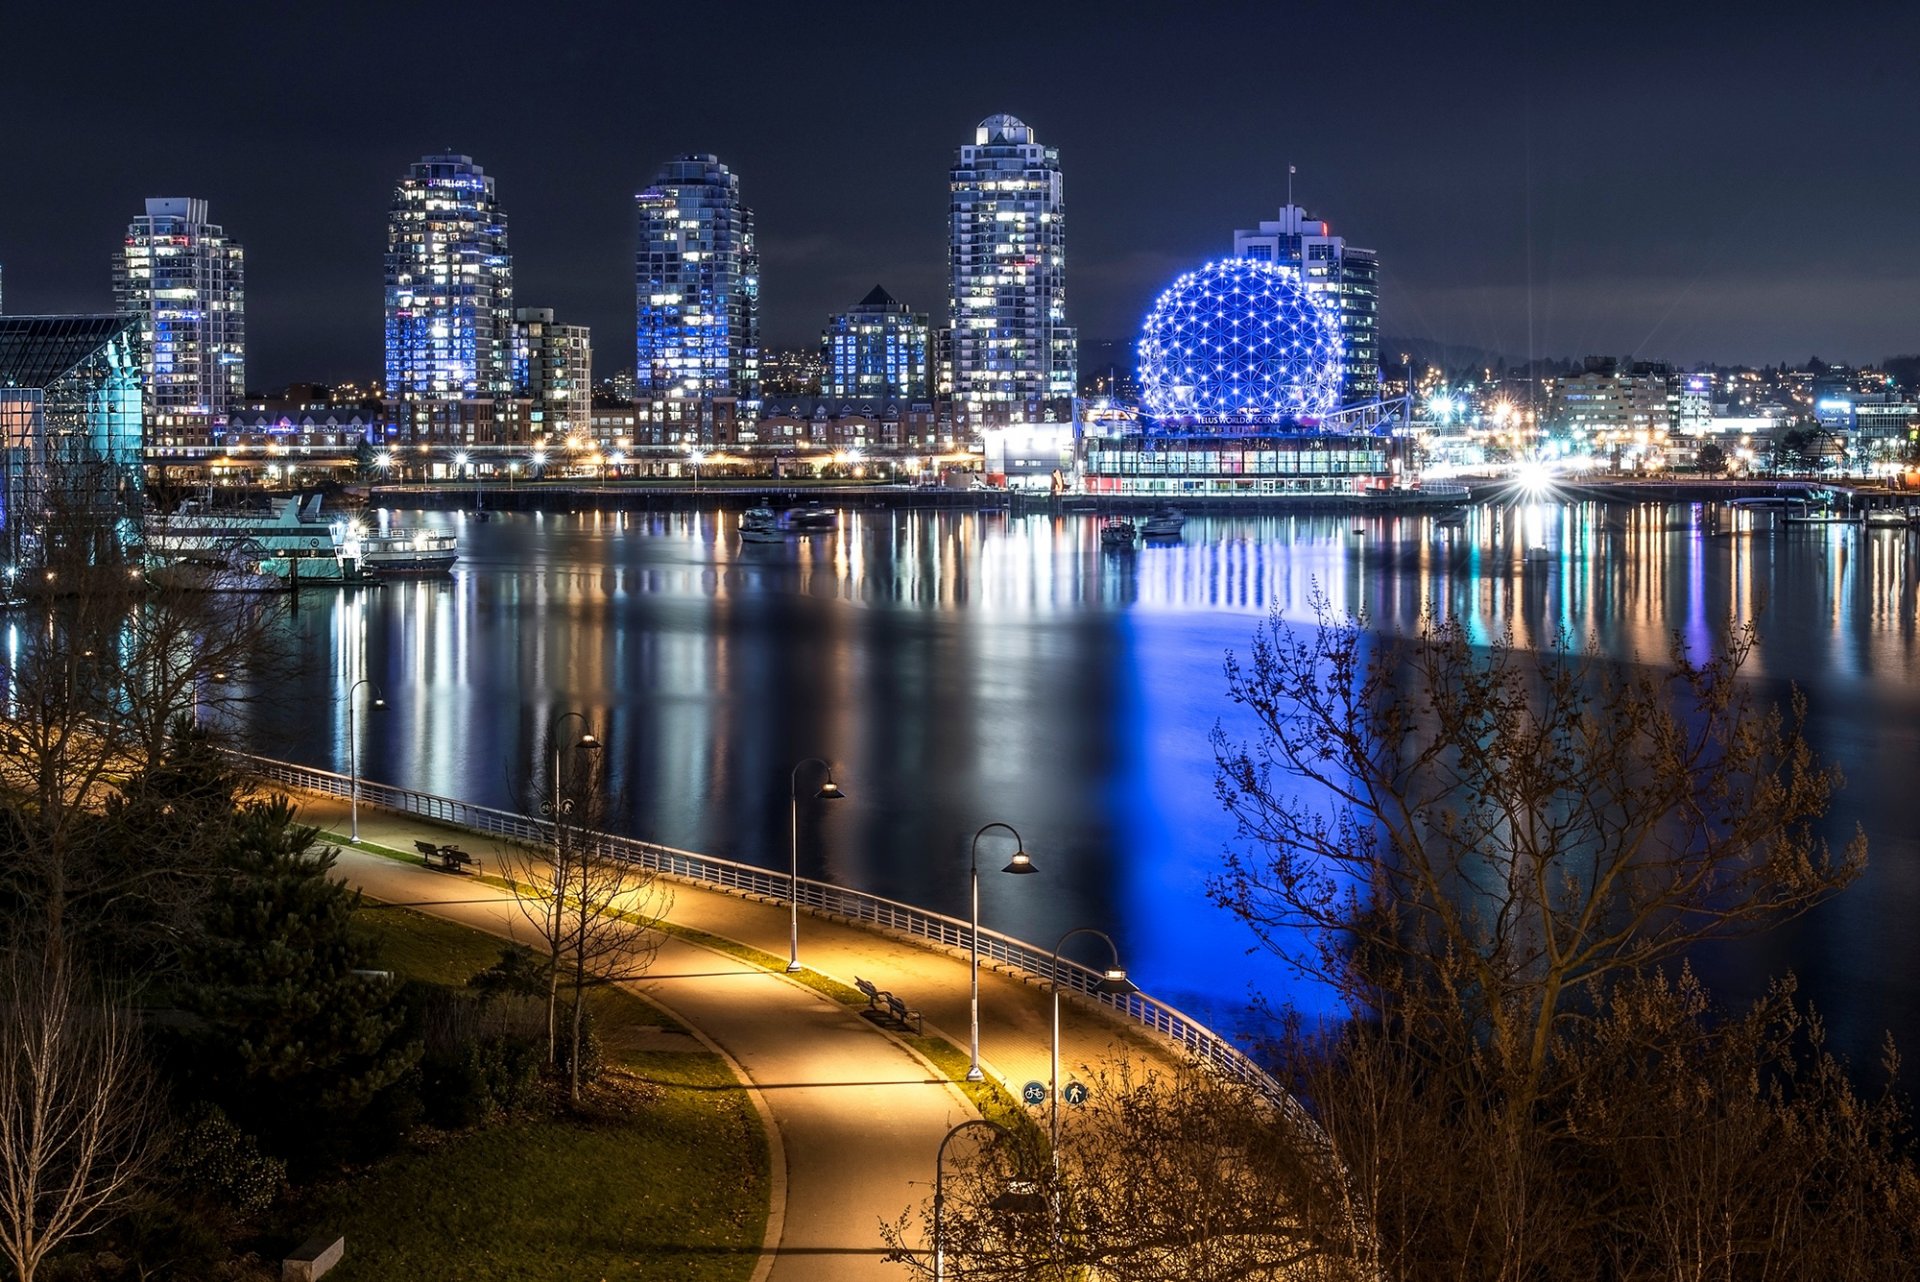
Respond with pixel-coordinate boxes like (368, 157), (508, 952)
(299, 793), (1178, 1281)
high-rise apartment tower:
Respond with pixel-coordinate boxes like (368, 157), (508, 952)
(948, 114), (1074, 406)
(384, 154), (513, 407)
(635, 154), (759, 437)
(113, 198), (245, 446)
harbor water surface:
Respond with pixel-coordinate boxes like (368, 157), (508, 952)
(239, 500), (1920, 1065)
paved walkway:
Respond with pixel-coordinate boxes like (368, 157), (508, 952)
(290, 790), (1175, 1281)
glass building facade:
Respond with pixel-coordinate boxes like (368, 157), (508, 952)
(1233, 204), (1380, 405)
(635, 154), (759, 437)
(384, 155), (513, 406)
(511, 307), (592, 441)
(822, 286), (929, 400)
(113, 198), (245, 448)
(0, 315), (145, 567)
(948, 114), (1075, 406)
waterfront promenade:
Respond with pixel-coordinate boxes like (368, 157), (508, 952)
(284, 788), (1184, 1281)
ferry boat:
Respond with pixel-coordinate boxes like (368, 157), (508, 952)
(1865, 509), (1911, 529)
(144, 494), (369, 587)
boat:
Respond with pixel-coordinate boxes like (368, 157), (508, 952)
(356, 526), (459, 575)
(782, 505), (837, 532)
(1140, 507), (1185, 539)
(144, 494), (370, 588)
(1100, 518), (1138, 549)
(1416, 480), (1472, 503)
(1732, 495), (1795, 509)
(1435, 508), (1468, 528)
(739, 506), (786, 544)
(1866, 510), (1911, 529)
(1523, 545), (1552, 563)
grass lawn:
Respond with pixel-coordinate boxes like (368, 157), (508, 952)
(306, 905), (768, 1281)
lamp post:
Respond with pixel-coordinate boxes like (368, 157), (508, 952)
(967, 822), (1037, 1081)
(1048, 927), (1136, 1155)
(933, 1119), (1008, 1282)
(548, 712), (600, 842)
(786, 758), (845, 972)
(347, 676), (386, 844)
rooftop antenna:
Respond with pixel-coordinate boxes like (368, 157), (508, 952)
(1288, 163), (1296, 212)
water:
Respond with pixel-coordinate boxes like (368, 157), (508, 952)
(238, 500), (1920, 1066)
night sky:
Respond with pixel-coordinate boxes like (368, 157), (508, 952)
(4, 0), (1915, 386)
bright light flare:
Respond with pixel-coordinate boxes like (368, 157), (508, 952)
(1516, 459), (1555, 495)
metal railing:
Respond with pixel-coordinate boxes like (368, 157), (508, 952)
(237, 751), (1290, 1103)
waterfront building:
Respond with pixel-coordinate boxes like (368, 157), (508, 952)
(758, 396), (960, 456)
(635, 154), (759, 445)
(1546, 357), (1675, 466)
(113, 198), (246, 449)
(510, 308), (592, 442)
(1232, 203), (1378, 405)
(383, 154), (513, 423)
(948, 114), (1075, 407)
(822, 286), (930, 400)
(0, 315), (144, 565)
(1076, 258), (1399, 496)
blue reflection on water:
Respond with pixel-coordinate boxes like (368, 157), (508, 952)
(238, 500), (1920, 1067)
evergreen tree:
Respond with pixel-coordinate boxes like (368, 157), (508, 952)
(180, 799), (417, 1158)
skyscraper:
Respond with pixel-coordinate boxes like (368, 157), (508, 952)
(1232, 204), (1379, 405)
(511, 307), (592, 441)
(634, 154), (759, 444)
(113, 198), (245, 447)
(384, 154), (512, 410)
(948, 114), (1074, 407)
(822, 286), (930, 400)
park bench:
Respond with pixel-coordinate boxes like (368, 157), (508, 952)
(855, 976), (888, 1010)
(884, 992), (924, 1035)
(413, 840), (477, 873)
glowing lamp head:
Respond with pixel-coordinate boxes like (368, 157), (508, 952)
(1097, 966), (1138, 996)
(1003, 850), (1037, 875)
(815, 775), (845, 801)
(1517, 460), (1555, 495)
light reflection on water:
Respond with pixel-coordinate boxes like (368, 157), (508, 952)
(240, 501), (1920, 1061)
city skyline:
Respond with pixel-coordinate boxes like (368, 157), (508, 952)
(3, 1), (1917, 385)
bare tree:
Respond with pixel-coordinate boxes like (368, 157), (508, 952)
(1211, 595), (1863, 1112)
(884, 1060), (1365, 1281)
(502, 727), (671, 1105)
(0, 949), (154, 1282)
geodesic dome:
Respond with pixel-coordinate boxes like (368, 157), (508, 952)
(1136, 259), (1344, 425)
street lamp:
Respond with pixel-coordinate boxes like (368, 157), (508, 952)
(547, 711), (601, 843)
(967, 822), (1037, 1081)
(931, 1120), (1045, 1282)
(348, 676), (386, 844)
(688, 448), (707, 490)
(1048, 927), (1135, 1155)
(786, 758), (845, 972)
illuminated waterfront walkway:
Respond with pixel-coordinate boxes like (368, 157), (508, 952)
(284, 788), (1182, 1281)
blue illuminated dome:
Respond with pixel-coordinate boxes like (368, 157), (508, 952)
(1137, 259), (1343, 425)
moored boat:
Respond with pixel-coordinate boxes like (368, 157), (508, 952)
(1101, 517), (1138, 549)
(356, 526), (459, 575)
(144, 494), (369, 588)
(1141, 506), (1185, 539)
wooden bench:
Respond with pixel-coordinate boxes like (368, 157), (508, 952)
(884, 992), (923, 1034)
(855, 976), (887, 1011)
(414, 840), (477, 873)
